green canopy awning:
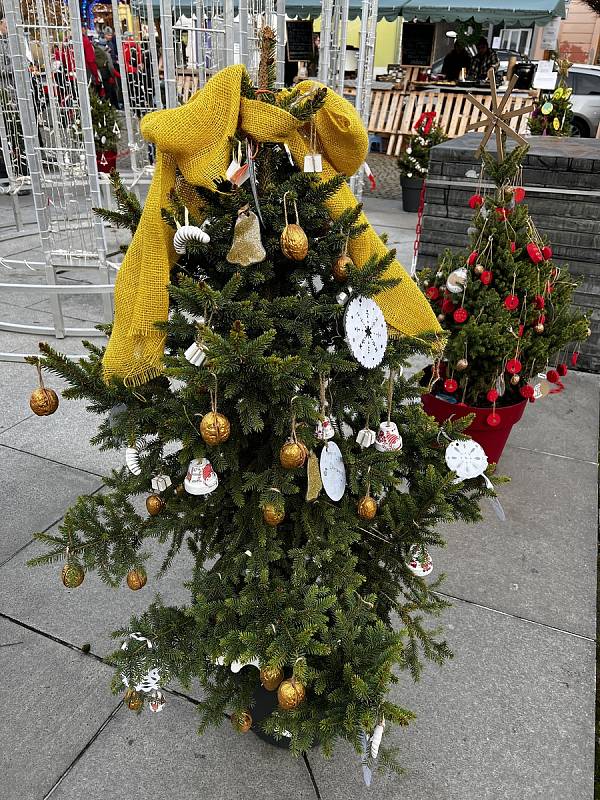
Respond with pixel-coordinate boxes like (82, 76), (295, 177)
(399, 0), (565, 25)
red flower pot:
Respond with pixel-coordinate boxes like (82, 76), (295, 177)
(96, 150), (117, 173)
(422, 392), (527, 464)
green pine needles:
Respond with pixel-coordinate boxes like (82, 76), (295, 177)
(31, 116), (495, 772)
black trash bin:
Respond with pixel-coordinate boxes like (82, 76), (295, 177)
(512, 62), (535, 90)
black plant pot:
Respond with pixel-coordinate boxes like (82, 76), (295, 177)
(400, 175), (424, 213)
(250, 683), (291, 749)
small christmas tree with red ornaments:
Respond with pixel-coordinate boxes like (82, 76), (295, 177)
(420, 140), (589, 424)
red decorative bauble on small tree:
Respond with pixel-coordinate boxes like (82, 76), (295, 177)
(467, 251), (478, 267)
(453, 308), (468, 323)
(441, 298), (455, 314)
(486, 412), (501, 427)
(546, 369), (560, 384)
(468, 194), (484, 209)
(526, 242), (543, 264)
(506, 358), (522, 374)
(514, 187), (526, 203)
(425, 286), (440, 301)
(510, 241), (516, 253)
(495, 207), (509, 220)
(444, 378), (458, 393)
(534, 294), (545, 310)
(504, 295), (519, 310)
(557, 363), (568, 377)
(520, 384), (534, 399)
(486, 389), (499, 403)
(542, 245), (553, 260)
(480, 270), (493, 285)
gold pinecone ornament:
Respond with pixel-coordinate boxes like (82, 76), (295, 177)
(199, 411), (231, 446)
(146, 494), (165, 516)
(279, 440), (306, 469)
(260, 665), (284, 691)
(332, 254), (352, 282)
(125, 688), (144, 712)
(280, 192), (308, 261)
(357, 494), (377, 520)
(277, 677), (306, 710)
(262, 504), (285, 526)
(61, 563), (85, 588)
(126, 567), (147, 591)
(29, 360), (59, 416)
(230, 710), (252, 733)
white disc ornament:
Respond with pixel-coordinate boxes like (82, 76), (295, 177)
(319, 441), (347, 501)
(184, 458), (218, 495)
(173, 225), (210, 255)
(446, 268), (467, 294)
(445, 439), (488, 481)
(407, 545), (433, 577)
(344, 296), (387, 369)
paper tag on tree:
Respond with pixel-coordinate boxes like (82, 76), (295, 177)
(226, 158), (241, 181)
(229, 162), (250, 186)
(533, 376), (551, 399)
(304, 153), (323, 173)
(320, 442), (346, 501)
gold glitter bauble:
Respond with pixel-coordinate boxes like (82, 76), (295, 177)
(474, 264), (485, 275)
(510, 374), (520, 386)
(260, 665), (284, 691)
(534, 323), (545, 334)
(281, 224), (308, 261)
(456, 358), (469, 371)
(125, 689), (143, 712)
(277, 678), (306, 710)
(199, 411), (231, 446)
(30, 387), (59, 416)
(230, 711), (252, 733)
(263, 504), (285, 526)
(61, 563), (84, 588)
(126, 568), (147, 591)
(146, 494), (165, 516)
(279, 441), (306, 469)
(332, 254), (352, 282)
(357, 495), (377, 520)
(226, 209), (266, 267)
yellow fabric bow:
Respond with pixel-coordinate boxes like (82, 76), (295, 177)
(102, 64), (440, 385)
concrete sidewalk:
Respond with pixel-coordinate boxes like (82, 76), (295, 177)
(0, 193), (597, 800)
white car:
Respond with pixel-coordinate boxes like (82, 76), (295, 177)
(532, 62), (600, 137)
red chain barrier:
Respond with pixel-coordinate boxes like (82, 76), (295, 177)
(411, 178), (427, 276)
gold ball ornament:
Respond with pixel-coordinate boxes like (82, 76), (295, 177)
(280, 224), (308, 261)
(456, 358), (469, 371)
(474, 264), (485, 275)
(29, 387), (59, 416)
(61, 563), (84, 588)
(230, 711), (252, 733)
(534, 323), (545, 334)
(263, 504), (285, 526)
(357, 495), (377, 520)
(260, 665), (284, 691)
(126, 567), (147, 591)
(277, 678), (306, 710)
(146, 494), (165, 516)
(199, 411), (231, 446)
(174, 484), (185, 497)
(510, 374), (520, 386)
(125, 688), (143, 712)
(279, 441), (306, 470)
(332, 254), (352, 282)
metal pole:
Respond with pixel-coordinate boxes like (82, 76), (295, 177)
(160, 0), (178, 107)
(224, 0), (234, 66)
(195, 0), (207, 85)
(351, 0), (378, 198)
(275, 0), (285, 87)
(239, 0), (248, 72)
(111, 0), (139, 173)
(318, 0), (333, 85)
(336, 0), (350, 96)
(146, 0), (164, 108)
(68, 0), (113, 321)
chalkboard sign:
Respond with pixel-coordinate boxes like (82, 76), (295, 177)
(401, 23), (435, 67)
(286, 20), (314, 62)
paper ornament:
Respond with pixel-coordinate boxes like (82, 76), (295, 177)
(320, 441), (347, 501)
(343, 296), (387, 369)
(226, 208), (266, 267)
(184, 458), (218, 495)
(446, 268), (467, 294)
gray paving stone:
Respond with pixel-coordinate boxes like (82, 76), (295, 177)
(29, 292), (111, 324)
(0, 362), (35, 433)
(0, 445), (101, 563)
(48, 694), (317, 800)
(0, 616), (119, 800)
(0, 534), (192, 658)
(0, 388), (123, 476)
(510, 371), (599, 462)
(306, 601), (595, 800)
(437, 446), (597, 638)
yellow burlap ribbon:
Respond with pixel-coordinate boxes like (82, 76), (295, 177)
(103, 64), (440, 385)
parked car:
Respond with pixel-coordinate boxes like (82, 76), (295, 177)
(429, 49), (528, 82)
(564, 64), (600, 137)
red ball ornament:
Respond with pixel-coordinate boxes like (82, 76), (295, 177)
(514, 187), (526, 203)
(486, 412), (502, 427)
(546, 369), (560, 384)
(557, 363), (568, 377)
(468, 194), (484, 209)
(486, 389), (499, 403)
(504, 294), (519, 310)
(480, 270), (493, 285)
(518, 324), (524, 337)
(571, 351), (580, 366)
(444, 378), (458, 393)
(541, 245), (553, 260)
(510, 241), (516, 253)
(426, 286), (440, 301)
(495, 207), (509, 220)
(506, 358), (522, 374)
(526, 242), (543, 264)
(534, 294), (545, 310)
(453, 308), (468, 324)
(520, 384), (535, 399)
(441, 298), (455, 314)
(467, 251), (478, 267)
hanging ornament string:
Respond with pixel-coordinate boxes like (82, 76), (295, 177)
(386, 370), (396, 424)
(246, 139), (263, 225)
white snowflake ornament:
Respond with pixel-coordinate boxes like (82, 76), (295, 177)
(344, 296), (388, 369)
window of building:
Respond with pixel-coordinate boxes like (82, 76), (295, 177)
(499, 28), (533, 55)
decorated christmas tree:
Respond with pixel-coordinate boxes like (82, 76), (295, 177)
(420, 76), (589, 459)
(528, 58), (573, 137)
(397, 112), (448, 179)
(27, 36), (494, 778)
